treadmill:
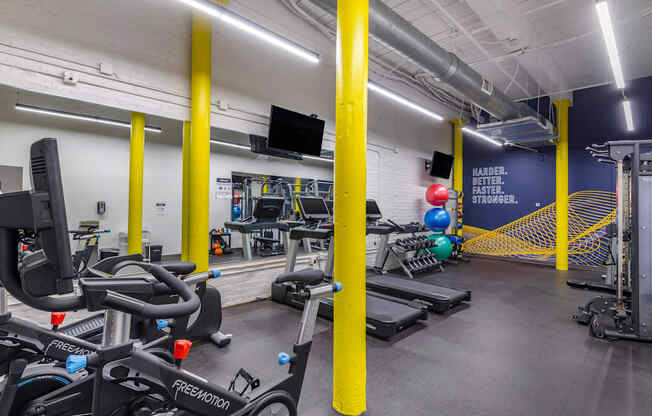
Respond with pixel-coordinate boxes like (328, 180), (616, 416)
(365, 200), (472, 313)
(225, 197), (295, 261)
(272, 197), (427, 339)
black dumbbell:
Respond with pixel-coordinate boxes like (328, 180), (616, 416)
(417, 258), (428, 272)
(426, 257), (438, 269)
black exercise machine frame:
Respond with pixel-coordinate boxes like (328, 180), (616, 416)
(572, 140), (652, 341)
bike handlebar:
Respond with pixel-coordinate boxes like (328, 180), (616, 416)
(102, 261), (200, 318)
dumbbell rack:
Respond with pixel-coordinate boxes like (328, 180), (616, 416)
(388, 235), (444, 279)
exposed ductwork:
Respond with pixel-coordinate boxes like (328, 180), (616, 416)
(308, 0), (542, 121)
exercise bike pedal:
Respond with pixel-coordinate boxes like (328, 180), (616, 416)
(229, 368), (261, 396)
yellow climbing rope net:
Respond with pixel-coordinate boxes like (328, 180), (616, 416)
(462, 191), (616, 267)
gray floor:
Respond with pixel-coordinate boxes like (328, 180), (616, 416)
(10, 258), (652, 415)
(183, 258), (652, 416)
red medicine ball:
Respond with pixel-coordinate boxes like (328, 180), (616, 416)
(425, 184), (449, 206)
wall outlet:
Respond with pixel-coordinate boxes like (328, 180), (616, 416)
(99, 62), (114, 75)
(217, 100), (229, 111)
(63, 71), (78, 85)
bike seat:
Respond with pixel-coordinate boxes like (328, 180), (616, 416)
(163, 262), (196, 276)
(275, 269), (324, 286)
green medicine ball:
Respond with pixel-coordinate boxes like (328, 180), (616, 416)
(427, 234), (453, 260)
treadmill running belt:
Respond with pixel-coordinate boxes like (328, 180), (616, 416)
(367, 275), (471, 313)
(271, 282), (427, 339)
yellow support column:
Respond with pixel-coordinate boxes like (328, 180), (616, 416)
(451, 119), (464, 237)
(127, 112), (145, 255)
(181, 121), (191, 262)
(294, 178), (301, 215)
(333, 1), (368, 415)
(554, 99), (571, 271)
(189, 14), (211, 273)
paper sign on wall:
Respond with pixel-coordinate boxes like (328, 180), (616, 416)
(154, 202), (167, 215)
(216, 178), (233, 199)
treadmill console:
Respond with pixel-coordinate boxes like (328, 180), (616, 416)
(366, 200), (383, 222)
(252, 197), (284, 222)
(298, 197), (331, 222)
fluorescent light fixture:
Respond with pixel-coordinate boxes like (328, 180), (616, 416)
(174, 0), (319, 64)
(302, 154), (334, 163)
(596, 1), (626, 89)
(210, 139), (250, 150)
(623, 100), (634, 131)
(368, 82), (444, 121)
(462, 127), (503, 147)
(15, 104), (162, 133)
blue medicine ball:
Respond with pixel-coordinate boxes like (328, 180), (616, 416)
(232, 205), (242, 219)
(424, 208), (450, 232)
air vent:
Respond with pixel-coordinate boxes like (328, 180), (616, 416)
(31, 156), (47, 174)
(477, 116), (557, 148)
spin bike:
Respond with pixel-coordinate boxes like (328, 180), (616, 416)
(73, 268), (337, 416)
(0, 138), (340, 415)
(2, 260), (338, 416)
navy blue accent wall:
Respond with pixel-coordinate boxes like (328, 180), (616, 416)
(463, 75), (652, 230)
(463, 136), (555, 230)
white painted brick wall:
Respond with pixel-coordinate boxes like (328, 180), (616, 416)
(209, 254), (325, 306)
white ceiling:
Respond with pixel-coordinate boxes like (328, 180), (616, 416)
(276, 0), (652, 104)
(3, 0), (650, 122)
(382, 0), (652, 99)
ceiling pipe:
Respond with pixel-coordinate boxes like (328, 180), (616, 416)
(309, 0), (542, 121)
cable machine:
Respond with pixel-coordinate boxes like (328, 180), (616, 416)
(573, 140), (651, 341)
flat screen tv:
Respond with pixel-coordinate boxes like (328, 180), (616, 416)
(430, 151), (454, 179)
(267, 105), (325, 157)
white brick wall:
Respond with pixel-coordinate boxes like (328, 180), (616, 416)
(209, 253), (326, 306)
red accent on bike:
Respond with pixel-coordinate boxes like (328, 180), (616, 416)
(51, 312), (66, 326)
(174, 340), (192, 360)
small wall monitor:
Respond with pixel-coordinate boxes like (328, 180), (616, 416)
(298, 197), (330, 221)
(267, 105), (325, 157)
(430, 151), (454, 179)
(366, 200), (382, 220)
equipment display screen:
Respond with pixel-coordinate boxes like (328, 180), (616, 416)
(366, 200), (382, 218)
(298, 197), (330, 219)
(430, 151), (454, 179)
(267, 105), (325, 157)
